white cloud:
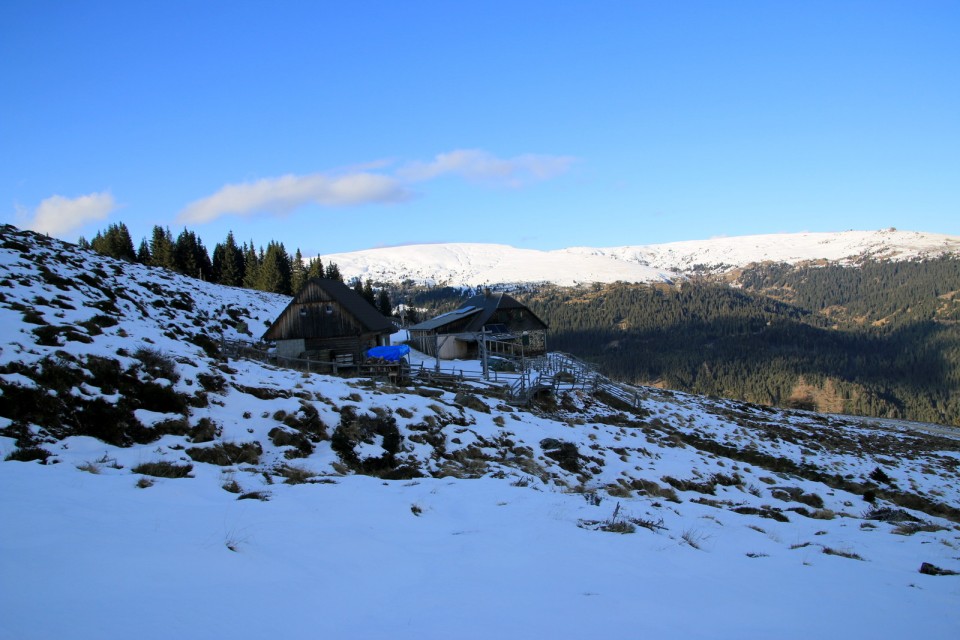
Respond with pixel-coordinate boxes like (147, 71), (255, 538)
(176, 149), (575, 224)
(17, 191), (117, 237)
(398, 149), (576, 186)
(177, 172), (411, 224)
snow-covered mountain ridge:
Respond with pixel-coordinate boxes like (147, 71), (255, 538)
(321, 229), (960, 286)
(1, 224), (959, 638)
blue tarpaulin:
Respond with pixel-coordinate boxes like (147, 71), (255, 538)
(365, 345), (410, 362)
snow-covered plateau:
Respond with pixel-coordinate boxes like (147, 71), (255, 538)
(320, 228), (960, 287)
(0, 224), (958, 639)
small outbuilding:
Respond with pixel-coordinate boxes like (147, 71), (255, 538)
(409, 290), (547, 360)
(263, 278), (395, 364)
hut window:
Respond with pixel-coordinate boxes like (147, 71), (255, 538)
(325, 304), (334, 315)
(299, 307), (308, 317)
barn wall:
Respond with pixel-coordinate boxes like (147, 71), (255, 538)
(276, 338), (306, 359)
(438, 335), (469, 359)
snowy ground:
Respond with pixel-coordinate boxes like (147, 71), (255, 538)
(1, 225), (959, 639)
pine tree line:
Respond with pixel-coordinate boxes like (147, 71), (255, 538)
(79, 222), (391, 315)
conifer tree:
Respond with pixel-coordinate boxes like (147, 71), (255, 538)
(306, 257), (324, 281)
(136, 238), (151, 264)
(173, 229), (212, 280)
(258, 241), (292, 294)
(325, 261), (343, 282)
(362, 279), (376, 307)
(90, 222), (137, 261)
(291, 248), (307, 293)
(213, 231), (244, 287)
(149, 226), (175, 269)
(242, 242), (261, 290)
(378, 288), (392, 317)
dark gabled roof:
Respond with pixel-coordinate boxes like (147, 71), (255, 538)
(263, 278), (395, 340)
(408, 304), (483, 332)
(409, 292), (547, 334)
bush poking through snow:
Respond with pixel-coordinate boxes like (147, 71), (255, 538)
(132, 347), (179, 382)
(132, 461), (193, 478)
(237, 491), (270, 501)
(822, 546), (864, 561)
(919, 562), (959, 576)
(274, 464), (318, 485)
(222, 478), (243, 494)
(892, 521), (946, 536)
(454, 392), (490, 414)
(4, 447), (52, 463)
(186, 442), (262, 466)
(188, 418), (221, 443)
(539, 438), (581, 474)
(681, 528), (710, 550)
(332, 406), (405, 476)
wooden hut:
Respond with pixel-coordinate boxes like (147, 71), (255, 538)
(409, 291), (547, 360)
(263, 279), (395, 364)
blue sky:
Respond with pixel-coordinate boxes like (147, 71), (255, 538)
(2, 1), (958, 257)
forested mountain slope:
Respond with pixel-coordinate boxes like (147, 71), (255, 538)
(403, 257), (960, 426)
(535, 258), (960, 425)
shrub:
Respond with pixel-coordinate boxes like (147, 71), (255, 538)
(186, 442), (262, 466)
(630, 478), (681, 502)
(274, 464), (317, 485)
(188, 418), (221, 443)
(76, 461), (101, 474)
(919, 562), (958, 576)
(238, 491), (270, 501)
(662, 475), (716, 495)
(268, 427), (314, 458)
(540, 438), (581, 474)
(454, 392), (490, 414)
(22, 309), (47, 325)
(186, 333), (220, 358)
(869, 466), (892, 484)
(892, 521), (945, 535)
(332, 406), (403, 475)
(131, 461), (193, 478)
(133, 347), (180, 382)
(281, 401), (327, 441)
(197, 372), (227, 393)
(4, 447), (51, 463)
(822, 547), (863, 561)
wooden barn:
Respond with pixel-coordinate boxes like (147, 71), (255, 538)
(409, 291), (547, 360)
(263, 279), (395, 364)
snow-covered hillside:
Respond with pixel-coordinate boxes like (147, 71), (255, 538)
(1, 224), (959, 639)
(321, 229), (960, 286)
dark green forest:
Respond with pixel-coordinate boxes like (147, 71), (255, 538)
(405, 258), (960, 426)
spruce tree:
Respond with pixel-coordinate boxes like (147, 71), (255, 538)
(325, 262), (343, 282)
(291, 248), (307, 293)
(242, 242), (261, 289)
(89, 222), (136, 261)
(306, 257), (324, 280)
(216, 231), (244, 287)
(258, 241), (292, 294)
(136, 238), (151, 264)
(362, 279), (376, 307)
(378, 289), (392, 317)
(149, 226), (175, 269)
